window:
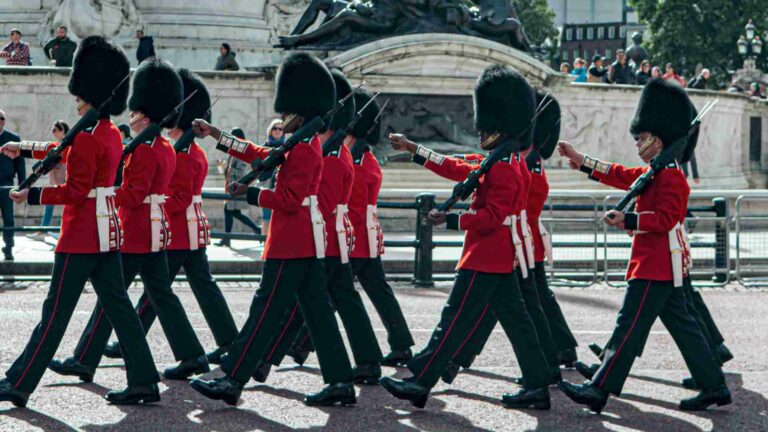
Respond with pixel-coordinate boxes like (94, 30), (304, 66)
(566, 28), (573, 41)
(587, 27), (594, 40)
(605, 49), (612, 60)
(608, 26), (616, 39)
(597, 27), (605, 39)
(562, 50), (569, 61)
(573, 49), (579, 60)
(577, 28), (583, 40)
(584, 49), (589, 59)
(620, 27), (626, 38)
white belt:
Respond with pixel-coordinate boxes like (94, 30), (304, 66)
(520, 210), (536, 270)
(89, 187), (119, 252)
(366, 204), (383, 258)
(335, 204), (353, 264)
(538, 219), (554, 265)
(668, 222), (685, 287)
(504, 215), (528, 278)
(142, 194), (167, 252)
(302, 196), (326, 258)
(186, 195), (208, 250)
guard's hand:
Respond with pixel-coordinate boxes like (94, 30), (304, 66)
(228, 182), (248, 197)
(427, 209), (447, 226)
(192, 119), (221, 141)
(557, 140), (584, 170)
(603, 210), (625, 227)
(10, 188), (28, 204)
(0, 142), (21, 159)
(389, 133), (418, 154)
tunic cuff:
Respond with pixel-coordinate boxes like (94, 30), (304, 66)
(624, 212), (639, 230)
(446, 213), (460, 231)
(246, 187), (262, 206)
(27, 187), (42, 205)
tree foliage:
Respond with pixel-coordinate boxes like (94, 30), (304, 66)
(512, 0), (559, 47)
(631, 0), (768, 87)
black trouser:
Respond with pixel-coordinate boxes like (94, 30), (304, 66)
(533, 262), (578, 353)
(224, 208), (260, 234)
(134, 248), (239, 349)
(0, 192), (14, 252)
(351, 257), (414, 352)
(683, 277), (725, 347)
(73, 252), (205, 369)
(450, 267), (559, 371)
(5, 252), (159, 393)
(262, 257), (383, 367)
(407, 269), (552, 389)
(592, 279), (725, 395)
(221, 258), (353, 384)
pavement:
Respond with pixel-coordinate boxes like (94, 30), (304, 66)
(0, 280), (765, 431)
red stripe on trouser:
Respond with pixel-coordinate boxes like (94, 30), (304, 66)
(450, 303), (490, 359)
(265, 303), (300, 362)
(16, 254), (71, 388)
(78, 308), (106, 362)
(231, 261), (285, 377)
(137, 297), (151, 317)
(598, 280), (652, 388)
(418, 271), (478, 380)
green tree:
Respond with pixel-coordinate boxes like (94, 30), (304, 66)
(631, 0), (768, 87)
(512, 0), (559, 47)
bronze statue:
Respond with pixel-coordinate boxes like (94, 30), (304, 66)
(626, 32), (649, 69)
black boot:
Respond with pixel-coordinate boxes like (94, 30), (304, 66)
(682, 377), (699, 390)
(252, 363), (272, 383)
(558, 348), (578, 368)
(287, 344), (310, 366)
(558, 380), (609, 414)
(588, 343), (604, 360)
(353, 363), (381, 385)
(574, 361), (599, 380)
(501, 387), (551, 410)
(206, 345), (229, 365)
(163, 355), (210, 380)
(190, 376), (243, 406)
(103, 341), (123, 359)
(379, 376), (429, 409)
(0, 378), (29, 408)
(381, 349), (412, 367)
(216, 239), (230, 247)
(105, 384), (160, 405)
(441, 361), (461, 384)
(679, 385), (732, 411)
(304, 382), (356, 406)
(716, 344), (734, 365)
(48, 357), (96, 383)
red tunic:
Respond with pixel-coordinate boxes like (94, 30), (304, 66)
(27, 120), (123, 254)
(415, 147), (521, 274)
(166, 142), (210, 250)
(348, 150), (383, 259)
(526, 160), (549, 263)
(590, 161), (689, 281)
(115, 135), (176, 254)
(228, 136), (324, 259)
(319, 143), (355, 258)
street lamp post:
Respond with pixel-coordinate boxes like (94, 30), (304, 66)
(733, 19), (767, 94)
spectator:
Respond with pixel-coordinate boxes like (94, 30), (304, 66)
(0, 110), (24, 260)
(687, 68), (710, 90)
(662, 63), (686, 86)
(587, 54), (608, 83)
(651, 66), (662, 79)
(43, 26), (76, 67)
(259, 119), (284, 235)
(559, 62), (570, 74)
(635, 60), (652, 85)
(750, 82), (764, 98)
(135, 29), (155, 64)
(727, 78), (744, 93)
(215, 43), (240, 71)
(609, 49), (632, 84)
(30, 120), (68, 241)
(117, 123), (132, 144)
(219, 128), (261, 247)
(0, 29), (30, 66)
(570, 58), (587, 82)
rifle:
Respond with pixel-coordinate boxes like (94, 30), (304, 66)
(323, 93), (383, 157)
(122, 90), (198, 160)
(14, 74), (130, 191)
(607, 99), (718, 219)
(174, 95), (221, 153)
(436, 93), (556, 212)
(231, 84), (364, 192)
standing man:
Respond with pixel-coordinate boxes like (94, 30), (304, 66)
(0, 110), (24, 260)
(557, 78), (731, 413)
(0, 36), (160, 407)
(609, 50), (632, 84)
(587, 55), (608, 83)
(43, 26), (77, 67)
(190, 52), (356, 407)
(135, 29), (155, 64)
(0, 29), (30, 66)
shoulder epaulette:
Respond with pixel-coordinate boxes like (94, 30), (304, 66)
(83, 126), (95, 134)
(327, 150), (340, 157)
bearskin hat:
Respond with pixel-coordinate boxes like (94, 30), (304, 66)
(328, 69), (356, 131)
(474, 65), (536, 149)
(351, 89), (381, 145)
(68, 36), (130, 115)
(273, 53), (335, 123)
(630, 78), (692, 148)
(532, 90), (561, 160)
(128, 58), (184, 128)
(177, 68), (212, 130)
(680, 102), (698, 164)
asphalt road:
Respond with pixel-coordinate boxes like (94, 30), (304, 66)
(0, 281), (765, 432)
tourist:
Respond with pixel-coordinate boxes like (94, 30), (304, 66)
(43, 26), (77, 67)
(219, 128), (260, 247)
(635, 60), (652, 85)
(560, 62), (570, 74)
(662, 63), (686, 87)
(0, 109), (23, 260)
(750, 82), (764, 99)
(588, 55), (608, 83)
(258, 119), (284, 236)
(29, 121), (68, 241)
(0, 29), (30, 66)
(609, 49), (632, 84)
(651, 66), (662, 79)
(688, 69), (710, 90)
(215, 43), (240, 71)
(571, 58), (587, 82)
(135, 29), (155, 64)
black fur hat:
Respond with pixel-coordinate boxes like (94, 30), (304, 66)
(128, 58), (184, 128)
(533, 90), (561, 160)
(630, 78), (692, 148)
(474, 65), (536, 149)
(328, 69), (356, 131)
(68, 36), (130, 115)
(177, 68), (212, 130)
(273, 53), (335, 121)
(351, 89), (381, 145)
(680, 102), (698, 164)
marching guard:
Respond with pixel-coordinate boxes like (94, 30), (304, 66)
(0, 36), (160, 406)
(557, 78), (732, 412)
(381, 65), (554, 410)
(189, 52), (356, 407)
